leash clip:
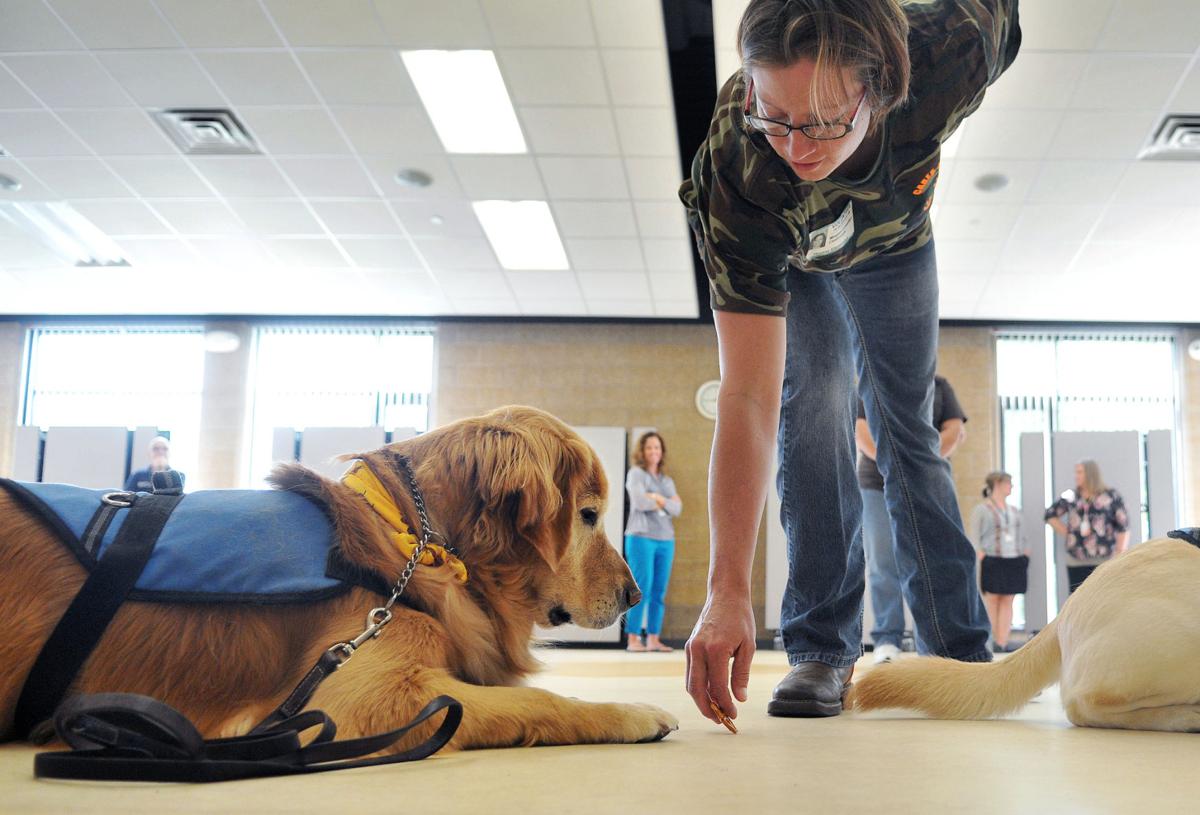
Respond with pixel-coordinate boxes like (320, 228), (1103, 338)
(101, 491), (134, 508)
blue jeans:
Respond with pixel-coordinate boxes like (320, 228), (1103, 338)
(776, 239), (990, 667)
(624, 535), (675, 635)
(861, 488), (907, 649)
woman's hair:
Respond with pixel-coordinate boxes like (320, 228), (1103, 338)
(1078, 460), (1107, 497)
(982, 471), (1011, 498)
(737, 0), (910, 131)
(632, 431), (667, 474)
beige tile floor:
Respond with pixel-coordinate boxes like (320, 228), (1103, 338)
(3, 648), (1195, 814)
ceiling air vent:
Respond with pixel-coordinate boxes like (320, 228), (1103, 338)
(153, 109), (260, 155)
(1139, 114), (1200, 161)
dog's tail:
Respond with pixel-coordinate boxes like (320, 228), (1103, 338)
(846, 619), (1061, 720)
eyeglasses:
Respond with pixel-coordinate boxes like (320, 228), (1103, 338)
(742, 77), (866, 141)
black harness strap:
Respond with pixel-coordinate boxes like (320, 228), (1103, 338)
(1167, 528), (1200, 548)
(14, 492), (183, 739)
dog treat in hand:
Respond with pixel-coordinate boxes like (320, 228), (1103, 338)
(708, 696), (738, 734)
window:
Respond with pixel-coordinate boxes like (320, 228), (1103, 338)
(22, 326), (205, 481)
(996, 332), (1179, 624)
(247, 325), (435, 485)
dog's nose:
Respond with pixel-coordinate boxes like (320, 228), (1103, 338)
(623, 582), (642, 610)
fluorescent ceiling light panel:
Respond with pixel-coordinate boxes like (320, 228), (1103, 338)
(401, 50), (526, 154)
(472, 200), (568, 270)
(0, 202), (128, 267)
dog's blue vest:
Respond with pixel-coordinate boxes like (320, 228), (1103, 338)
(0, 478), (388, 603)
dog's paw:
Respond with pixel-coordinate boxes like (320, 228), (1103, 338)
(612, 702), (679, 743)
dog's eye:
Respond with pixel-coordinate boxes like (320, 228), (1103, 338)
(580, 508), (599, 526)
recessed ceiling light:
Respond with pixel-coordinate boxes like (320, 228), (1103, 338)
(472, 200), (568, 270)
(401, 50), (526, 154)
(395, 168), (433, 188)
(974, 173), (1008, 192)
(429, 214), (445, 226)
(0, 174), (21, 192)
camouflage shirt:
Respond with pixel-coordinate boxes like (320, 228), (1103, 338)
(680, 0), (1021, 316)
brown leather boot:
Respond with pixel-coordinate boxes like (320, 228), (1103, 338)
(767, 662), (855, 717)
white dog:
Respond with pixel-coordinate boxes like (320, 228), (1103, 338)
(848, 535), (1200, 732)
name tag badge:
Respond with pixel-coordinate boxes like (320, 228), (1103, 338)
(805, 202), (855, 262)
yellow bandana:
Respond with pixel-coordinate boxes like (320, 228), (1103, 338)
(341, 461), (468, 583)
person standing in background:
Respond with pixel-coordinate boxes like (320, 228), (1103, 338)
(124, 435), (184, 492)
(970, 471), (1028, 652)
(856, 374), (966, 663)
(1045, 460), (1128, 594)
(625, 432), (683, 652)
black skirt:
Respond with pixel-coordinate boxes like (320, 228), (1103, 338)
(981, 555), (1028, 595)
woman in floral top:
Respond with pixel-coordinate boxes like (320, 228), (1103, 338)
(1044, 459), (1129, 594)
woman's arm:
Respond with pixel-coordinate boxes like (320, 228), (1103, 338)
(626, 469), (660, 512)
(685, 310), (785, 723)
(662, 478), (683, 517)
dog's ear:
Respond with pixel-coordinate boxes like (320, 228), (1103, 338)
(471, 423), (573, 570)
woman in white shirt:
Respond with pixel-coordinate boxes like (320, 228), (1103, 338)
(624, 432), (683, 652)
(968, 471), (1028, 653)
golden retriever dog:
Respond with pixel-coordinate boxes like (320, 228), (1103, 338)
(848, 537), (1200, 732)
(0, 405), (678, 749)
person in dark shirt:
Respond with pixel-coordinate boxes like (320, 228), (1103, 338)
(856, 375), (966, 663)
(124, 435), (185, 493)
(681, 0), (1018, 723)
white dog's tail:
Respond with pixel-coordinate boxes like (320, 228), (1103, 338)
(847, 619), (1061, 720)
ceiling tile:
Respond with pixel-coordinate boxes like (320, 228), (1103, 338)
(642, 237), (692, 272)
(2, 54), (129, 108)
(238, 107), (350, 155)
(106, 156), (211, 197)
(1026, 159), (1129, 204)
(150, 200), (246, 235)
(261, 0), (388, 47)
(634, 201), (688, 238)
(1047, 110), (1159, 160)
(1070, 54), (1189, 111)
(647, 271), (696, 300)
(339, 237), (421, 268)
(390, 200), (483, 237)
(332, 106), (441, 155)
(505, 270), (582, 299)
(497, 50), (609, 106)
(624, 157), (684, 200)
(0, 65), (40, 109)
(976, 53), (1089, 110)
(539, 157), (628, 199)
(97, 51), (226, 108)
(480, 0), (595, 47)
(18, 157), (131, 197)
(1113, 162), (1200, 205)
(69, 198), (169, 234)
(587, 298), (654, 317)
(297, 50), (418, 105)
(226, 198), (322, 235)
(589, 0), (665, 48)
(955, 109), (1060, 160)
(938, 159), (1038, 205)
(521, 297), (588, 316)
(362, 154), (463, 200)
(188, 236), (279, 269)
(58, 109), (176, 156)
(1096, 0), (1200, 53)
(0, 111), (90, 156)
(276, 156), (378, 198)
(1093, 204), (1179, 245)
(577, 270), (648, 299)
(519, 107), (619, 155)
(1016, 0), (1116, 51)
(0, 160), (56, 199)
(932, 204), (1021, 242)
(374, 0), (491, 48)
(197, 51), (317, 106)
(0, 235), (70, 268)
(266, 237), (347, 267)
(111, 237), (198, 268)
(437, 270), (511, 297)
(154, 0), (283, 48)
(452, 155), (545, 199)
(415, 237), (498, 270)
(191, 156), (294, 197)
(613, 106), (679, 157)
(1172, 63), (1200, 110)
(0, 0), (82, 51)
(310, 200), (398, 235)
(602, 49), (674, 107)
(932, 240), (1002, 276)
(565, 237), (643, 270)
(452, 295), (520, 315)
(552, 201), (637, 237)
(48, 0), (182, 48)
(654, 299), (699, 318)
